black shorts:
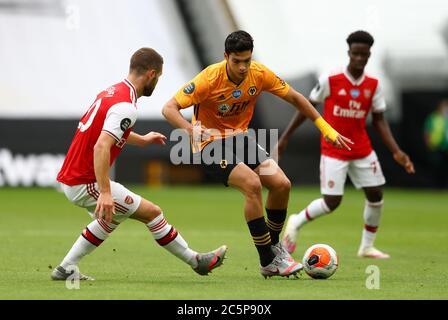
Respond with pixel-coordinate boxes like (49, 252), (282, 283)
(195, 133), (271, 186)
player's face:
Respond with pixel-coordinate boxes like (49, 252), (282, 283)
(225, 50), (252, 83)
(348, 43), (371, 72)
(143, 68), (163, 97)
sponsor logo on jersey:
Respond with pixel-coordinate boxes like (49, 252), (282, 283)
(248, 86), (257, 96)
(349, 100), (362, 110)
(183, 82), (195, 94)
(217, 104), (231, 114)
(120, 118), (131, 131)
(350, 89), (360, 99)
(333, 105), (366, 118)
(338, 88), (347, 96)
(364, 89), (372, 99)
(217, 101), (250, 117)
(232, 90), (242, 99)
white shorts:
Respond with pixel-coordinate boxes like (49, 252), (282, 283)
(60, 181), (142, 223)
(320, 151), (386, 195)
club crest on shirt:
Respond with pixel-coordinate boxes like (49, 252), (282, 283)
(183, 82), (195, 94)
(124, 195), (134, 205)
(120, 118), (131, 131)
(106, 86), (116, 96)
(232, 90), (242, 99)
(248, 86), (257, 96)
(328, 180), (335, 189)
(364, 89), (372, 99)
(350, 89), (360, 99)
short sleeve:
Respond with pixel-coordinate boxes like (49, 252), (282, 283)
(174, 70), (211, 109)
(372, 81), (386, 113)
(309, 74), (330, 103)
(260, 64), (290, 97)
(102, 102), (137, 141)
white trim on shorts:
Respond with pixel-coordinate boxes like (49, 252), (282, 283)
(320, 151), (386, 195)
(60, 181), (142, 223)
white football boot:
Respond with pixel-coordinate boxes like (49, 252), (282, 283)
(357, 246), (390, 259)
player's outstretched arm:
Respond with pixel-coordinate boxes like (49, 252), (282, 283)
(93, 132), (117, 222)
(162, 97), (194, 135)
(275, 111), (307, 158)
(372, 112), (415, 174)
(281, 88), (353, 151)
(127, 132), (166, 147)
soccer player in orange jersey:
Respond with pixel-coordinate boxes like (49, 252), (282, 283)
(278, 31), (415, 259)
(162, 30), (352, 278)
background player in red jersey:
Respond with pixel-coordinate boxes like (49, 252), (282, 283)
(52, 48), (227, 281)
(278, 31), (415, 259)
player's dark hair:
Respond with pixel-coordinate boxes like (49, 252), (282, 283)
(130, 48), (163, 75)
(225, 30), (254, 54)
(346, 30), (374, 48)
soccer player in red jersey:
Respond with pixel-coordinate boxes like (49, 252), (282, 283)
(278, 31), (415, 259)
(52, 48), (227, 281)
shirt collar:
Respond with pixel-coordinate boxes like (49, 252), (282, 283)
(123, 78), (137, 104)
(343, 67), (365, 86)
(223, 60), (245, 87)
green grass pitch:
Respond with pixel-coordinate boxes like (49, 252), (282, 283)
(0, 185), (447, 299)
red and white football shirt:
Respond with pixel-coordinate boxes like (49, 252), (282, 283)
(310, 68), (386, 160)
(57, 79), (138, 186)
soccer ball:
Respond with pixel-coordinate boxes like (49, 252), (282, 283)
(302, 244), (338, 279)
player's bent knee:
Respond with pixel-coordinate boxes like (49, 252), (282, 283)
(131, 199), (162, 223)
(277, 177), (291, 192)
(365, 188), (383, 203)
(323, 196), (342, 212)
(244, 177), (263, 197)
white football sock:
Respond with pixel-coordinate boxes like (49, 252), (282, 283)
(288, 198), (331, 230)
(360, 200), (383, 249)
(60, 219), (118, 269)
(147, 213), (197, 268)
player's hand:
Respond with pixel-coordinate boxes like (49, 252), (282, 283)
(95, 192), (115, 223)
(325, 134), (354, 151)
(143, 132), (166, 145)
(192, 123), (213, 141)
(393, 150), (415, 174)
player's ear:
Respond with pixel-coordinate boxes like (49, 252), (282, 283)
(147, 69), (157, 78)
(224, 52), (229, 61)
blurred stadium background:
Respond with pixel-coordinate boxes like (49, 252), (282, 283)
(1, 0), (448, 301)
(1, 0), (447, 189)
